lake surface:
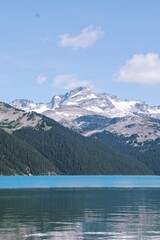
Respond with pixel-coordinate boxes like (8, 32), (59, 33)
(0, 187), (160, 240)
(0, 176), (160, 239)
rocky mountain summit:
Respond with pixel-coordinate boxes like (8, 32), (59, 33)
(10, 87), (160, 145)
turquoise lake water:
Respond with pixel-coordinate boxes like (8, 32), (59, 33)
(0, 175), (160, 188)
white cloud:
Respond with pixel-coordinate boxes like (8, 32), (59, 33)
(53, 74), (92, 90)
(58, 25), (105, 50)
(114, 53), (160, 84)
(36, 74), (48, 84)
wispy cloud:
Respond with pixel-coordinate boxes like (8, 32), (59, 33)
(53, 74), (92, 90)
(114, 53), (160, 84)
(36, 74), (48, 84)
(58, 25), (105, 50)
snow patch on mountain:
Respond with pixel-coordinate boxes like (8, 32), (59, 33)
(109, 97), (140, 112)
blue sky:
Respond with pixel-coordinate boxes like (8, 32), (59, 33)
(0, 0), (160, 105)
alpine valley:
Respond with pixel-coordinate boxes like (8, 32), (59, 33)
(1, 87), (160, 175)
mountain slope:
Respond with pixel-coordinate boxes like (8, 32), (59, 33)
(0, 102), (153, 175)
(91, 131), (160, 175)
(13, 117), (152, 175)
(0, 128), (58, 175)
(8, 87), (160, 175)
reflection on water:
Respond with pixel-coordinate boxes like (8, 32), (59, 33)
(0, 188), (160, 239)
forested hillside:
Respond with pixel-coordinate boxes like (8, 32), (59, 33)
(0, 102), (154, 175)
(13, 116), (153, 175)
(91, 131), (160, 174)
(0, 128), (58, 175)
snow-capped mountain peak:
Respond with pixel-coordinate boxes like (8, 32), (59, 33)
(48, 87), (97, 110)
(10, 87), (160, 119)
(10, 99), (50, 114)
(9, 87), (160, 144)
(11, 99), (35, 109)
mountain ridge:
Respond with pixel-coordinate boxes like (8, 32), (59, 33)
(10, 87), (160, 145)
(10, 87), (160, 116)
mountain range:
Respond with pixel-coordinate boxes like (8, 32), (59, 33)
(0, 102), (150, 175)
(0, 87), (160, 175)
(10, 87), (160, 145)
